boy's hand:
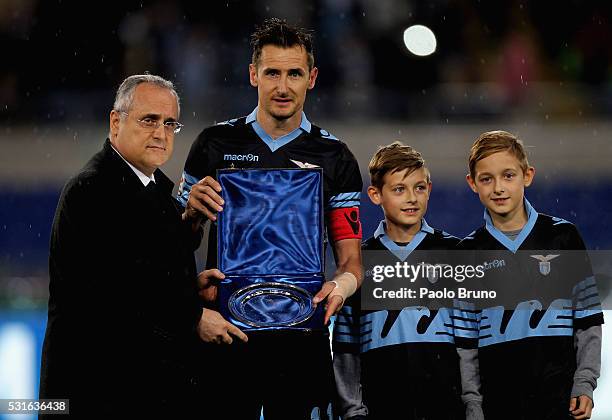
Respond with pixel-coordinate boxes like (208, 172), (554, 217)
(569, 395), (593, 419)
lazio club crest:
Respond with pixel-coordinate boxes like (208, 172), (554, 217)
(530, 254), (560, 276)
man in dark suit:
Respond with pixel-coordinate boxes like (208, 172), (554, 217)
(39, 74), (247, 418)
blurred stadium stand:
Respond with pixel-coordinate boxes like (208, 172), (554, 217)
(1, 1), (611, 419)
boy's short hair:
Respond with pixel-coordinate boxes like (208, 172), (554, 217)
(469, 130), (530, 179)
(369, 141), (430, 190)
(251, 18), (315, 70)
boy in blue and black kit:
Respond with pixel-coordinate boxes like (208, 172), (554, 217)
(460, 130), (603, 420)
(333, 142), (483, 420)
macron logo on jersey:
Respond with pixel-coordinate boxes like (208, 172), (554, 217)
(290, 159), (320, 169)
(223, 153), (259, 162)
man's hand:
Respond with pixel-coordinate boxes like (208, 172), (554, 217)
(197, 308), (248, 345)
(184, 176), (224, 222)
(197, 268), (224, 303)
(313, 281), (343, 325)
(569, 395), (593, 419)
(313, 273), (358, 325)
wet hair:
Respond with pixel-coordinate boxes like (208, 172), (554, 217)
(251, 18), (314, 69)
(369, 141), (430, 189)
(468, 130), (529, 179)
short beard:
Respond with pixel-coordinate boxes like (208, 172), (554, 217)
(269, 108), (295, 122)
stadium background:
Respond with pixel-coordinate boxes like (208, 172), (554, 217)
(1, 1), (611, 418)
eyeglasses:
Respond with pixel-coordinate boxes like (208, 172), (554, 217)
(120, 111), (184, 134)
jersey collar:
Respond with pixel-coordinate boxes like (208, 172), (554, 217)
(246, 107), (312, 152)
(484, 198), (538, 253)
(374, 219), (433, 261)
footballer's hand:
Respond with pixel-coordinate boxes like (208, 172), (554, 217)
(197, 308), (248, 345)
(313, 273), (358, 324)
(197, 269), (224, 303)
(569, 395), (593, 419)
(184, 176), (224, 222)
(313, 281), (346, 325)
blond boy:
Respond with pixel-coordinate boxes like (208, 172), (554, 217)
(460, 131), (603, 420)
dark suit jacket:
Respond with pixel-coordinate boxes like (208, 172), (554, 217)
(40, 139), (204, 417)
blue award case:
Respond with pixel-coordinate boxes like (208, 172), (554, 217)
(216, 168), (325, 331)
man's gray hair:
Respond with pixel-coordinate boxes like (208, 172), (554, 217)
(113, 74), (180, 116)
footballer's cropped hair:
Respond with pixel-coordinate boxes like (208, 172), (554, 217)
(468, 130), (530, 179)
(369, 141), (430, 190)
(251, 18), (315, 70)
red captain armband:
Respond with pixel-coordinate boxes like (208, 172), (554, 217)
(327, 207), (362, 242)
